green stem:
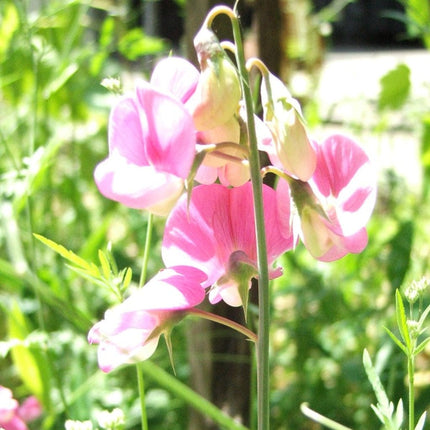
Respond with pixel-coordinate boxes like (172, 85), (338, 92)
(136, 211), (154, 429)
(300, 403), (353, 430)
(408, 354), (415, 430)
(188, 308), (257, 343)
(139, 360), (249, 430)
(139, 212), (154, 287)
(137, 364), (149, 430)
(229, 7), (271, 430)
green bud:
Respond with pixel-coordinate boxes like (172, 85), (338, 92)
(187, 27), (241, 131)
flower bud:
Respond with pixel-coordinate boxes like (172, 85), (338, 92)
(287, 178), (334, 258)
(186, 27), (241, 131)
(261, 73), (316, 181)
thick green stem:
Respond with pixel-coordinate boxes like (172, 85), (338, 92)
(229, 7), (271, 430)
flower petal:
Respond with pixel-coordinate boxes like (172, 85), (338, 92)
(135, 83), (196, 178)
(108, 96), (147, 165)
(94, 157), (184, 215)
(150, 57), (199, 103)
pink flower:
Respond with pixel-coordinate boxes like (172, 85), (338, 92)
(88, 266), (207, 372)
(162, 182), (294, 307)
(94, 57), (199, 216)
(278, 134), (376, 261)
(0, 386), (41, 430)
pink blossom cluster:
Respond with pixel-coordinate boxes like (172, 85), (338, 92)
(0, 386), (41, 430)
(89, 27), (376, 372)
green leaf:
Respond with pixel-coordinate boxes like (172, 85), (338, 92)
(395, 289), (412, 352)
(417, 303), (430, 329)
(118, 28), (166, 61)
(384, 326), (408, 355)
(34, 233), (100, 277)
(8, 302), (52, 409)
(414, 337), (430, 356)
(98, 249), (111, 280)
(122, 267), (132, 291)
(378, 64), (411, 111)
(363, 349), (390, 409)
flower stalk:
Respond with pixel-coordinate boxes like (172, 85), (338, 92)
(205, 5), (273, 429)
(137, 211), (154, 430)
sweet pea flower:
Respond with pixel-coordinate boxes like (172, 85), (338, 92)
(94, 57), (199, 216)
(88, 266), (207, 372)
(260, 72), (316, 181)
(162, 182), (294, 308)
(277, 134), (376, 261)
(0, 386), (41, 430)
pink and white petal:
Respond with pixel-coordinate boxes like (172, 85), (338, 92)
(317, 228), (368, 262)
(275, 179), (298, 244)
(260, 184), (295, 261)
(17, 397), (41, 423)
(136, 85), (196, 178)
(108, 96), (147, 165)
(150, 57), (199, 103)
(1, 415), (28, 430)
(210, 280), (243, 307)
(195, 164), (218, 184)
(312, 134), (372, 198)
(95, 327), (157, 372)
(162, 185), (227, 287)
(122, 266), (207, 312)
(218, 163), (250, 187)
(335, 164), (377, 236)
(94, 158), (184, 213)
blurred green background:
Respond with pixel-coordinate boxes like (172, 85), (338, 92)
(1, 0), (430, 429)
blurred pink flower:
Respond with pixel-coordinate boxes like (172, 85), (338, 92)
(278, 134), (376, 261)
(88, 266), (207, 372)
(94, 57), (199, 216)
(162, 182), (294, 307)
(0, 386), (41, 430)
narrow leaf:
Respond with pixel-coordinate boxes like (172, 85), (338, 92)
(414, 337), (430, 356)
(34, 233), (95, 273)
(384, 327), (408, 355)
(395, 289), (411, 351)
(417, 303), (430, 328)
(8, 303), (51, 409)
(363, 349), (390, 408)
(122, 267), (132, 290)
(98, 249), (111, 280)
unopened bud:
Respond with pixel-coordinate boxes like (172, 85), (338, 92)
(186, 27), (241, 131)
(261, 73), (316, 181)
(288, 178), (335, 258)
